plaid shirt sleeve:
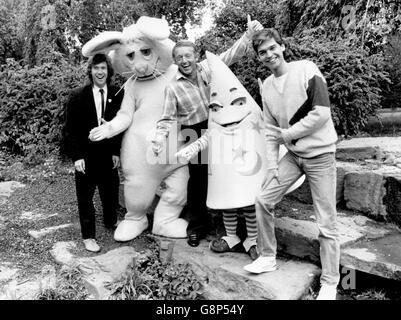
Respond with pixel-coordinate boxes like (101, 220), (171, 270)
(156, 85), (178, 137)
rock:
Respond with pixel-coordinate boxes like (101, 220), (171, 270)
(160, 237), (320, 300)
(0, 266), (56, 300)
(28, 223), (73, 239)
(0, 264), (19, 282)
(270, 211), (401, 281)
(337, 137), (401, 160)
(0, 181), (25, 205)
(275, 217), (320, 263)
(384, 153), (396, 165)
(344, 172), (387, 219)
(20, 209), (58, 221)
(336, 146), (379, 162)
(341, 232), (401, 281)
(50, 241), (77, 265)
(384, 176), (401, 226)
(50, 241), (149, 300)
(76, 247), (139, 299)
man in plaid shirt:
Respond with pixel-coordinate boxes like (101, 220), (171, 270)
(152, 15), (263, 247)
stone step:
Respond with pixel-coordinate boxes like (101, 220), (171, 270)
(156, 237), (320, 300)
(49, 238), (319, 300)
(209, 201), (401, 282)
(336, 136), (401, 161)
(28, 223), (73, 239)
(273, 206), (401, 282)
(288, 160), (401, 227)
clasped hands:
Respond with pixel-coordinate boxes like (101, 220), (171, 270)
(151, 134), (194, 163)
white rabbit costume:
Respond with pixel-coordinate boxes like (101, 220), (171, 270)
(83, 17), (188, 241)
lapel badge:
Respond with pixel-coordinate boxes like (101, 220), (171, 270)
(108, 99), (112, 103)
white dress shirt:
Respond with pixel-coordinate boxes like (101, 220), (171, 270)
(92, 85), (108, 125)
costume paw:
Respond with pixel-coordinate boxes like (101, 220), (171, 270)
(114, 217), (149, 242)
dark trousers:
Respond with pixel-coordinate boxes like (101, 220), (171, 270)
(74, 158), (119, 239)
(182, 120), (210, 236)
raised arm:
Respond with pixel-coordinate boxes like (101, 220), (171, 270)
(199, 14), (263, 73)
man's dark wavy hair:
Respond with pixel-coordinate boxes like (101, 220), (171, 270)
(252, 28), (285, 53)
(86, 53), (114, 85)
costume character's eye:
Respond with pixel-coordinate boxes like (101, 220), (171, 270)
(231, 97), (246, 106)
(141, 48), (151, 56)
(127, 52), (135, 60)
(209, 102), (223, 112)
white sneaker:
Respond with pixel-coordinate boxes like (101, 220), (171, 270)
(316, 284), (337, 300)
(243, 256), (277, 274)
(83, 239), (100, 252)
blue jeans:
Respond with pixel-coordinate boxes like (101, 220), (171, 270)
(255, 151), (340, 286)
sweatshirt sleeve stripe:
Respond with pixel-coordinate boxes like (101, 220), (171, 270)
(289, 75), (330, 127)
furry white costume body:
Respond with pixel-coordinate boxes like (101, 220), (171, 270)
(83, 17), (188, 241)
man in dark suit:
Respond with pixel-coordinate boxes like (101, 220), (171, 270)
(64, 53), (124, 252)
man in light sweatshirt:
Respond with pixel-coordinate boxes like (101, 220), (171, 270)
(243, 28), (340, 300)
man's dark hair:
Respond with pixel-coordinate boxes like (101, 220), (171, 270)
(252, 28), (285, 53)
(172, 40), (197, 58)
(86, 53), (114, 85)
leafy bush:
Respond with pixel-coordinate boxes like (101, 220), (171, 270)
(196, 0), (394, 136)
(284, 31), (391, 135)
(0, 58), (86, 164)
(198, 28), (391, 136)
(382, 33), (401, 109)
(107, 252), (203, 300)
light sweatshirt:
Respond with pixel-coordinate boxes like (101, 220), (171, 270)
(261, 60), (338, 169)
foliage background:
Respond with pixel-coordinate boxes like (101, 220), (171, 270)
(0, 0), (400, 163)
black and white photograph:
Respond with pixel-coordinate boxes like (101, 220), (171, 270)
(0, 0), (400, 309)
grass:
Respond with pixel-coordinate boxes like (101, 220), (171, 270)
(37, 265), (89, 300)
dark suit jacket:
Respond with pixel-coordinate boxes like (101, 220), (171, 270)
(64, 83), (124, 165)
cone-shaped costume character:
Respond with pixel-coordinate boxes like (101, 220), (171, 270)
(175, 52), (304, 255)
(204, 51), (304, 209)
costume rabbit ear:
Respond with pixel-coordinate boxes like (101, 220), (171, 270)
(135, 16), (170, 40)
(82, 31), (124, 57)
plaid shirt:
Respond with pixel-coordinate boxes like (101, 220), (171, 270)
(156, 33), (253, 137)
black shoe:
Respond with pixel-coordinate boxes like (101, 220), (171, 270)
(247, 245), (259, 260)
(187, 233), (200, 247)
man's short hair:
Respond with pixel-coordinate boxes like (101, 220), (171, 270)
(86, 53), (114, 85)
(252, 28), (285, 53)
(172, 40), (197, 58)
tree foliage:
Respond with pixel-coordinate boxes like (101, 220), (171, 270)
(196, 0), (395, 135)
(0, 0), (400, 161)
(0, 58), (86, 163)
(0, 0), (25, 64)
